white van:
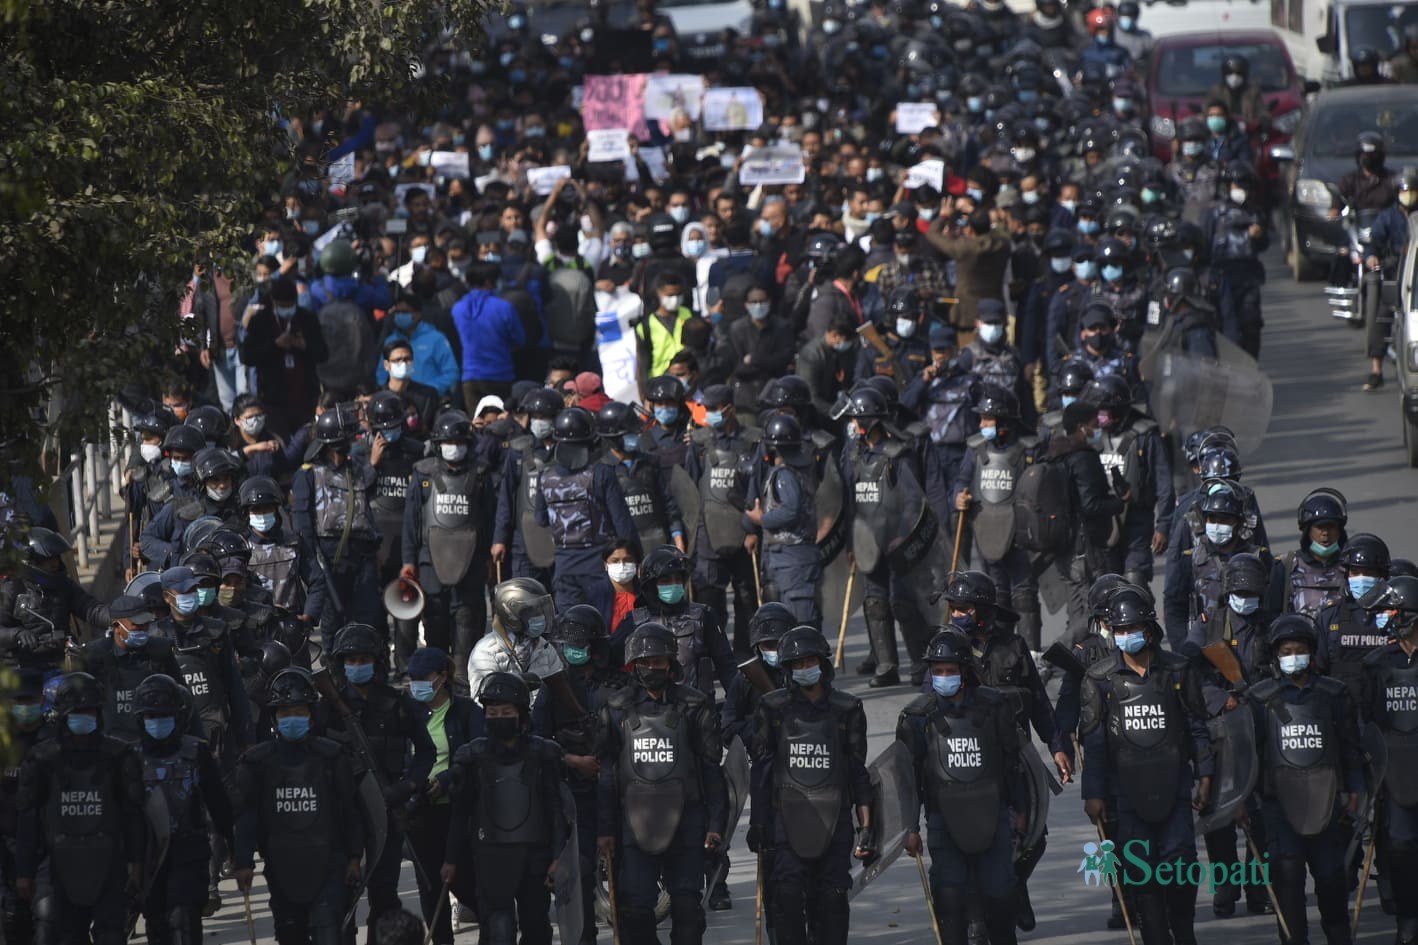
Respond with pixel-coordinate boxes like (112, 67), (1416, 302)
(1272, 0), (1418, 81)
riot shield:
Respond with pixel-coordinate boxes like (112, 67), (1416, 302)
(816, 458), (848, 567)
(667, 465), (701, 547)
(520, 507), (557, 568)
(553, 783), (584, 945)
(819, 547), (865, 647)
(357, 770), (388, 878)
(703, 740), (751, 907)
(1196, 709), (1260, 834)
(1138, 336), (1273, 457)
(848, 742), (917, 901)
(141, 787), (172, 901)
(1019, 741), (1061, 856)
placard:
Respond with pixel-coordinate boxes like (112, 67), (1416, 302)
(527, 165), (573, 195)
(587, 129), (632, 163)
(428, 150), (470, 178)
(739, 146), (806, 185)
(895, 102), (941, 135)
(645, 74), (705, 120)
(702, 88), (764, 132)
(326, 153), (355, 186)
(904, 159), (945, 191)
(582, 74), (650, 140)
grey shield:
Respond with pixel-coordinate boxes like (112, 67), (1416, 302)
(1139, 336), (1274, 458)
(817, 460), (848, 566)
(703, 740), (750, 908)
(819, 549), (866, 651)
(357, 771), (388, 877)
(428, 526), (478, 586)
(520, 506), (557, 568)
(1019, 740), (1059, 856)
(1197, 709), (1260, 834)
(667, 465), (701, 554)
(553, 783), (584, 945)
(848, 742), (916, 901)
(888, 484), (939, 575)
(141, 787), (172, 901)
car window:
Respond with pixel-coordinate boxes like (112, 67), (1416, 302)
(1345, 3), (1418, 57)
(1306, 101), (1418, 159)
(1155, 42), (1293, 97)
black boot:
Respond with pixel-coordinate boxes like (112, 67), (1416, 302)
(1273, 856), (1310, 945)
(1108, 892), (1127, 930)
(1167, 883), (1199, 945)
(984, 895), (1019, 945)
(935, 885), (969, 945)
(618, 907), (658, 945)
(1133, 890), (1171, 945)
(813, 889), (850, 945)
(668, 894), (706, 945)
(1397, 916), (1418, 945)
(1316, 876), (1352, 945)
(864, 597), (899, 686)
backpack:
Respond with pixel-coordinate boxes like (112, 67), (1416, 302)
(315, 298), (377, 393)
(1013, 456), (1074, 554)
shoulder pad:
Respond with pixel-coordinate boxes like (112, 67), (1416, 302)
(761, 689), (792, 712)
(1246, 677), (1281, 704)
(309, 736), (344, 759)
(1155, 649), (1189, 672)
(606, 687), (636, 710)
(827, 688), (861, 713)
(1362, 644), (1397, 666)
(1019, 434), (1041, 450)
(631, 607), (651, 625)
(672, 683), (710, 707)
(1085, 657), (1116, 681)
(882, 440), (909, 460)
(901, 693), (935, 717)
(243, 740), (277, 764)
(809, 429), (836, 451)
(1313, 676), (1349, 698)
(1132, 417), (1159, 434)
(510, 434), (535, 453)
(529, 736), (566, 762)
(413, 457), (439, 475)
(685, 602), (708, 621)
(689, 427), (714, 447)
(966, 432), (988, 449)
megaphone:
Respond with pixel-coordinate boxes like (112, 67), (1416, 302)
(383, 577), (426, 621)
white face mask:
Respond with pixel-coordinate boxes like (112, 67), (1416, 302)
(607, 562), (638, 583)
(140, 443), (163, 464)
(866, 167), (885, 183)
(1229, 187), (1247, 205)
(660, 294), (681, 311)
(389, 361), (412, 380)
(440, 443), (468, 463)
(896, 318), (917, 338)
(206, 483), (232, 502)
(685, 240), (705, 257)
(978, 323), (1005, 345)
(1225, 73), (1244, 89)
(530, 418), (554, 441)
(668, 206), (690, 224)
(410, 245), (429, 264)
(1205, 522), (1234, 545)
(240, 415), (266, 435)
(1013, 147), (1036, 164)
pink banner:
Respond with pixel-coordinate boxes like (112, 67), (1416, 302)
(582, 74), (649, 141)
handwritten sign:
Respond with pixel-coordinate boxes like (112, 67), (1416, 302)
(428, 151), (470, 179)
(526, 165), (573, 195)
(587, 129), (632, 163)
(905, 159), (945, 191)
(739, 146), (806, 185)
(895, 103), (940, 135)
(582, 74), (650, 140)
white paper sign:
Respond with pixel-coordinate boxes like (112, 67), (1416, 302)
(895, 102), (941, 135)
(526, 164), (573, 195)
(596, 297), (644, 405)
(587, 129), (632, 163)
(428, 150), (470, 179)
(702, 88), (764, 131)
(645, 74), (705, 120)
(637, 146), (669, 183)
(905, 159), (945, 191)
(739, 146), (806, 186)
(327, 153), (355, 186)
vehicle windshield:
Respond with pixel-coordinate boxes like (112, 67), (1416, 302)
(1307, 100), (1418, 158)
(1155, 42), (1294, 96)
(1345, 3), (1418, 57)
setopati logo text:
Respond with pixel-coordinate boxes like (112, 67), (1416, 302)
(1080, 840), (1269, 891)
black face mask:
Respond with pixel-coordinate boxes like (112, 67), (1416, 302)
(636, 666), (671, 691)
(487, 716), (521, 740)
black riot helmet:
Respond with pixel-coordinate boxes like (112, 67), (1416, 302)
(974, 384), (1019, 421)
(1198, 447), (1242, 482)
(848, 386), (891, 425)
(596, 401), (644, 438)
(314, 404), (361, 445)
(1359, 576), (1418, 636)
(625, 622), (678, 663)
(162, 424), (206, 455)
(1268, 614), (1318, 651)
(552, 605), (607, 648)
(366, 390), (405, 432)
(1199, 487), (1245, 520)
(1163, 267), (1199, 306)
(331, 622), (383, 660)
(1223, 553), (1271, 596)
(204, 529), (252, 563)
(256, 640), (293, 679)
(1222, 54), (1249, 78)
(943, 570), (998, 615)
(26, 526), (71, 562)
(639, 545), (691, 585)
(492, 578), (555, 637)
(193, 447), (240, 483)
(1105, 585), (1158, 631)
(267, 667), (318, 707)
(181, 516), (225, 557)
(1084, 374), (1132, 413)
(1183, 430), (1209, 468)
(430, 409), (473, 443)
(134, 673), (187, 718)
(186, 405), (229, 442)
(646, 374), (687, 405)
(1339, 533), (1390, 572)
(763, 411), (806, 450)
(887, 292), (922, 321)
(1058, 361), (1095, 397)
(1096, 237), (1130, 267)
(552, 406), (597, 443)
(1297, 487), (1347, 532)
(762, 376), (812, 410)
(863, 375), (901, 410)
(924, 628), (973, 665)
(748, 602), (797, 648)
(477, 671), (532, 710)
(238, 475), (283, 509)
(53, 672), (104, 717)
(1392, 559), (1418, 579)
(802, 232), (843, 268)
(181, 550), (221, 583)
(133, 411), (174, 438)
(777, 627), (832, 679)
(1088, 573), (1129, 619)
(521, 387), (563, 419)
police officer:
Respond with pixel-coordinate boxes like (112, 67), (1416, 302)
(80, 594), (182, 743)
(1163, 486), (1270, 649)
(687, 384), (763, 655)
(316, 622), (435, 938)
(898, 629), (1025, 945)
(645, 374), (692, 466)
(953, 385), (1045, 655)
(491, 386), (562, 588)
(1357, 576), (1418, 945)
(749, 627), (872, 945)
(365, 390), (428, 674)
(597, 623), (728, 945)
(16, 672), (146, 945)
(721, 602), (796, 750)
(240, 475), (327, 630)
(859, 291), (932, 386)
(1080, 587), (1212, 945)
(597, 401), (686, 554)
(467, 578), (566, 699)
(233, 668), (364, 945)
(125, 409), (176, 570)
(1316, 533), (1392, 692)
(1040, 361), (1093, 436)
(744, 413), (824, 629)
(402, 409), (490, 691)
(291, 404), (383, 634)
(1204, 161), (1269, 358)
(958, 299), (1034, 427)
(1054, 574), (1128, 743)
(140, 447), (243, 570)
(1086, 374), (1175, 587)
(1093, 237), (1151, 346)
(134, 674), (233, 945)
(1155, 268), (1219, 357)
(0, 527), (109, 672)
(1284, 488), (1349, 619)
(1248, 616), (1364, 945)
(632, 546), (736, 699)
(902, 323), (979, 529)
(142, 424), (204, 521)
(535, 406), (639, 610)
(442, 671), (569, 945)
(0, 670), (48, 945)
(1070, 305), (1142, 390)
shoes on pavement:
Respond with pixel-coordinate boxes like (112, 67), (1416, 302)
(868, 671), (901, 688)
(708, 882), (732, 911)
(1364, 373), (1384, 391)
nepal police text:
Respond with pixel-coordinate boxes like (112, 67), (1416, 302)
(633, 738), (675, 764)
(1123, 703), (1166, 729)
(275, 786), (319, 813)
(60, 791), (103, 817)
(1387, 685), (1418, 714)
(789, 741), (834, 769)
(942, 737), (983, 768)
(1280, 723), (1325, 751)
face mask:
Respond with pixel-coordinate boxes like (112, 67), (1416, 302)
(275, 304), (297, 319)
(966, 187), (984, 202)
(866, 167), (885, 183)
(748, 302), (771, 321)
(409, 680), (437, 703)
(792, 665), (823, 687)
(217, 584), (242, 606)
(1349, 575), (1380, 599)
(657, 584), (687, 605)
(207, 483), (232, 503)
(559, 644), (590, 667)
(1050, 256), (1073, 274)
(607, 562), (638, 583)
(621, 433), (640, 453)
(249, 512), (277, 533)
(241, 415), (267, 436)
(11, 703), (42, 726)
(979, 323), (1004, 345)
(706, 411), (726, 429)
(478, 143), (495, 161)
(950, 613), (976, 633)
(756, 219), (775, 238)
(1377, 612), (1394, 630)
(441, 443), (468, 463)
(196, 587), (216, 607)
(344, 662), (374, 685)
(1101, 265), (1125, 283)
(1182, 140), (1204, 158)
(1113, 97), (1132, 115)
(660, 293), (681, 311)
(667, 205), (690, 225)
(632, 243), (652, 260)
(1074, 261), (1097, 281)
(966, 96), (984, 113)
(1115, 631), (1147, 654)
(262, 239), (283, 257)
(173, 592), (200, 615)
(530, 418), (554, 440)
(389, 360), (415, 382)
(979, 425), (999, 442)
(1206, 116), (1228, 135)
(277, 715), (310, 740)
(124, 630), (150, 649)
(66, 713), (98, 736)
(171, 458), (193, 478)
(636, 666), (671, 690)
(1205, 522), (1234, 545)
(524, 615), (547, 637)
(1021, 190), (1041, 206)
(140, 443), (163, 464)
(1229, 594), (1259, 615)
(1224, 72), (1244, 89)
(1061, 394), (1078, 408)
(1279, 653), (1310, 675)
(918, 208), (936, 222)
(1119, 15), (1136, 29)
(896, 318), (917, 338)
(1311, 540), (1340, 558)
(1228, 187), (1248, 205)
(1059, 199), (1078, 214)
(1094, 32), (1111, 44)
(654, 406), (679, 425)
(144, 717), (176, 740)
(1078, 219), (1100, 236)
(685, 239), (705, 257)
(761, 648), (781, 668)
(834, 339), (855, 353)
(932, 673), (962, 697)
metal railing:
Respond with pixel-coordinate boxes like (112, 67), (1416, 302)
(58, 403), (132, 571)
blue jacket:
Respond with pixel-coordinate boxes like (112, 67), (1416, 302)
(309, 273), (392, 316)
(374, 321), (460, 395)
(1364, 205), (1410, 262)
(452, 289), (526, 382)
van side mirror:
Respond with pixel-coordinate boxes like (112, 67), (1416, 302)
(1316, 33), (1335, 54)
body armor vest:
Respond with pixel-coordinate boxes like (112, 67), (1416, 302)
(540, 464), (611, 550)
(312, 462), (379, 543)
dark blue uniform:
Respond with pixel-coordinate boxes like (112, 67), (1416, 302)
(534, 461), (638, 611)
(1203, 200), (1269, 357)
(1095, 413), (1175, 585)
(746, 460), (822, 628)
(290, 455), (382, 633)
(1359, 641), (1418, 936)
(494, 436), (555, 587)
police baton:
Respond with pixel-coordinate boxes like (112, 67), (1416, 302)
(423, 880), (450, 945)
(913, 852), (943, 945)
(750, 547), (762, 607)
(1351, 831), (1377, 937)
(604, 849), (623, 945)
(949, 506), (967, 573)
(1240, 819), (1292, 942)
(243, 888), (257, 945)
(754, 851), (765, 945)
(1095, 822), (1138, 945)
(834, 561), (856, 670)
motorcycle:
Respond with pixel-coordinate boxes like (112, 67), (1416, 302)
(1324, 202), (1384, 328)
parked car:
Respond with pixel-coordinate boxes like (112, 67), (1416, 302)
(1392, 213), (1418, 464)
(1273, 84), (1418, 280)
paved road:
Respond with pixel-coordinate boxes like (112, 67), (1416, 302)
(190, 247), (1418, 945)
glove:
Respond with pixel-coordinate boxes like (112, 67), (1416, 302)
(746, 824), (769, 854)
(854, 825), (876, 857)
(15, 628), (38, 651)
(382, 780), (415, 807)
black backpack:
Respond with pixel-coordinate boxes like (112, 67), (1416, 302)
(1013, 456), (1074, 554)
(315, 298), (377, 393)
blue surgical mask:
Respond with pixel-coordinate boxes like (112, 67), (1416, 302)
(1119, 15), (1136, 29)
(761, 649), (780, 668)
(1050, 256), (1073, 274)
(249, 512), (277, 533)
(66, 713), (98, 735)
(125, 630), (150, 649)
(1078, 219), (1100, 236)
(980, 425), (998, 442)
(409, 680), (437, 703)
(173, 592), (200, 615)
(144, 716), (176, 740)
(197, 587), (216, 607)
(525, 615), (547, 637)
(262, 239), (282, 257)
(563, 645), (591, 666)
(966, 96), (984, 113)
(1310, 541), (1340, 558)
(950, 613), (976, 633)
(756, 219), (775, 237)
(1061, 395), (1078, 408)
(170, 459), (193, 478)
(792, 665), (823, 687)
(478, 144), (495, 161)
(383, 428), (402, 443)
(1205, 522), (1234, 546)
(657, 584), (687, 605)
(1115, 631), (1147, 654)
(1278, 653), (1310, 675)
(344, 662), (375, 685)
(966, 187), (984, 202)
(1349, 575), (1379, 599)
(1377, 612), (1393, 630)
(654, 407), (679, 425)
(394, 311), (415, 331)
(622, 433), (640, 453)
(1229, 594), (1259, 616)
(1074, 260), (1097, 280)
(275, 305), (297, 319)
(277, 715), (311, 740)
(706, 411), (726, 429)
(931, 673), (962, 697)
(10, 703), (41, 726)
(1101, 265), (1125, 283)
